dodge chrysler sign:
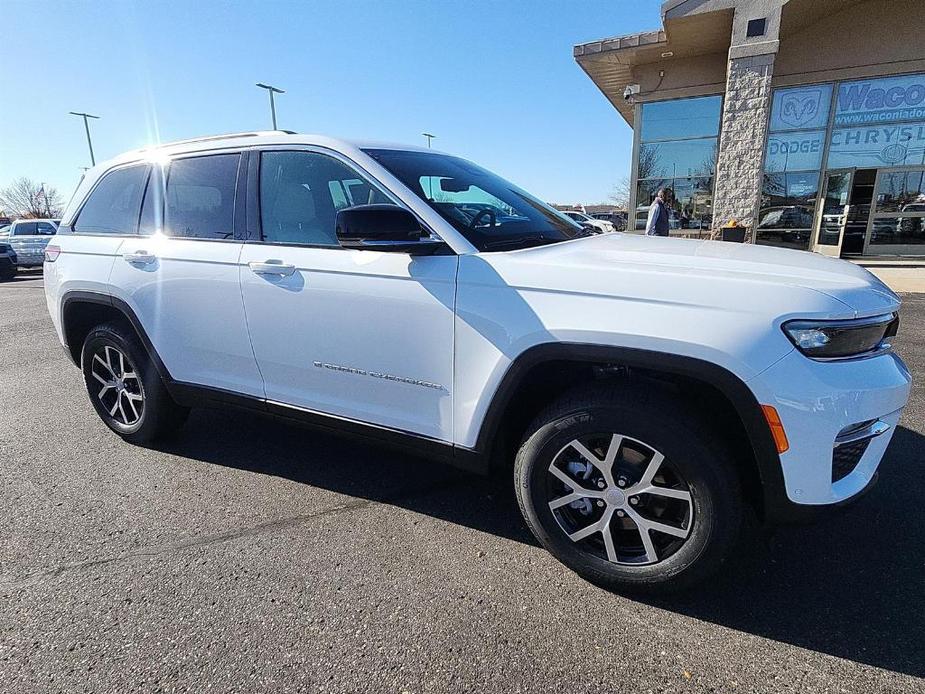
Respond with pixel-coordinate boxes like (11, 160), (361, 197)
(836, 74), (925, 126)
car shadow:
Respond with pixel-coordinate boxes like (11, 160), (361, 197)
(642, 424), (925, 678)
(155, 410), (925, 678)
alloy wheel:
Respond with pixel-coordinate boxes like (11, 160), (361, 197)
(90, 345), (145, 427)
(546, 433), (694, 565)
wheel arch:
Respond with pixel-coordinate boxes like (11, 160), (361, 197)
(471, 343), (789, 523)
(60, 291), (172, 381)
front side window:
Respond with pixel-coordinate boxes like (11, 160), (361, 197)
(165, 154), (239, 239)
(259, 150), (392, 246)
(364, 149), (585, 251)
(35, 222), (57, 235)
(74, 165), (149, 235)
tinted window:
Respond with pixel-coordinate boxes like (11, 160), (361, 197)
(259, 151), (392, 246)
(74, 165), (149, 234)
(35, 222), (57, 235)
(640, 96), (722, 142)
(876, 170), (925, 213)
(638, 138), (718, 178)
(165, 154), (239, 239)
(13, 222), (37, 235)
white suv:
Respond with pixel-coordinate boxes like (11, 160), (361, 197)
(44, 132), (911, 592)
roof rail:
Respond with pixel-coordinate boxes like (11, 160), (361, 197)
(141, 130), (296, 149)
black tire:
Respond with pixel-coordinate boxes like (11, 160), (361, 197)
(514, 383), (743, 593)
(0, 266), (14, 281)
(81, 321), (188, 444)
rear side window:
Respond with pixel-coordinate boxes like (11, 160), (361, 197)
(165, 154), (239, 239)
(13, 222), (37, 235)
(74, 165), (149, 234)
(35, 222), (57, 235)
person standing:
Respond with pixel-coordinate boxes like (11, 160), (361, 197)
(645, 188), (673, 237)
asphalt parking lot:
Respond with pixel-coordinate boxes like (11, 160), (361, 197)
(1, 273), (923, 693)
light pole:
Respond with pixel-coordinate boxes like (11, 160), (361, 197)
(256, 83), (285, 130)
(422, 132), (436, 148)
(69, 111), (100, 167)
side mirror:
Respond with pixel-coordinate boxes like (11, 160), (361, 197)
(335, 205), (442, 253)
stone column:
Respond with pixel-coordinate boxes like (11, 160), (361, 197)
(711, 52), (776, 239)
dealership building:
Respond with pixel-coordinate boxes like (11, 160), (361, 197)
(575, 0), (925, 257)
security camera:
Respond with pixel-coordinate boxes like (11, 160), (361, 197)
(623, 84), (641, 101)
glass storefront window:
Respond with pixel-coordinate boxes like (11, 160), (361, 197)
(640, 96), (722, 142)
(638, 139), (718, 179)
(876, 170), (925, 213)
(828, 122), (925, 169)
(769, 84), (834, 132)
(635, 95), (721, 233)
(758, 84), (832, 248)
(635, 177), (713, 232)
(869, 216), (925, 245)
(835, 74), (925, 127)
(756, 172), (819, 249)
(869, 167), (925, 248)
(765, 130), (825, 172)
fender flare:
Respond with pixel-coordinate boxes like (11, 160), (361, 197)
(471, 342), (791, 522)
(60, 290), (173, 382)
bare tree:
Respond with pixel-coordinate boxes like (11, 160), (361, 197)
(0, 178), (64, 219)
(609, 176), (631, 208)
(637, 144), (661, 180)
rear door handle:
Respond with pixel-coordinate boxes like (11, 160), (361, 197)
(123, 251), (157, 265)
(248, 260), (296, 277)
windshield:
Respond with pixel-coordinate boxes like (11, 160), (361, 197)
(364, 149), (587, 251)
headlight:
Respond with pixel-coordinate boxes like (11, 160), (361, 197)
(782, 313), (899, 360)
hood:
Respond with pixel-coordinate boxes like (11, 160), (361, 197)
(477, 233), (900, 319)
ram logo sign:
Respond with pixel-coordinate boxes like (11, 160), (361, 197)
(836, 74), (925, 126)
(779, 89), (825, 129)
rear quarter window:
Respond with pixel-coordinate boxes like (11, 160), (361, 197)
(74, 165), (149, 235)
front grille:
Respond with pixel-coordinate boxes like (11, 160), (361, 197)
(832, 439), (871, 482)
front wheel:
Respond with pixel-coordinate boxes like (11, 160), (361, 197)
(81, 321), (188, 444)
(515, 385), (744, 593)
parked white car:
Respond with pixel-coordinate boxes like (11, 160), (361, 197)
(5, 219), (58, 268)
(44, 132), (911, 592)
(561, 210), (615, 233)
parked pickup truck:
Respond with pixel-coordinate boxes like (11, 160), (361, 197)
(43, 131), (911, 592)
(5, 219), (58, 268)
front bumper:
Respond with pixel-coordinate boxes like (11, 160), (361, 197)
(749, 348), (911, 508)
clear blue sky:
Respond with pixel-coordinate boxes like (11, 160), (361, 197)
(0, 0), (660, 205)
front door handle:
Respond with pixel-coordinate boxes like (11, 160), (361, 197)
(123, 251), (157, 265)
(249, 260), (296, 277)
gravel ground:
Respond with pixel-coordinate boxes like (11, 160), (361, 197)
(1, 274), (923, 693)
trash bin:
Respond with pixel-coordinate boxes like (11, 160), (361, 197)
(721, 226), (747, 243)
(720, 219), (748, 243)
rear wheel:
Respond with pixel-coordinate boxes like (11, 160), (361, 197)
(0, 265), (14, 281)
(81, 322), (188, 444)
(515, 384), (743, 593)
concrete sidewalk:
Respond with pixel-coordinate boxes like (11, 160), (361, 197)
(853, 261), (925, 294)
